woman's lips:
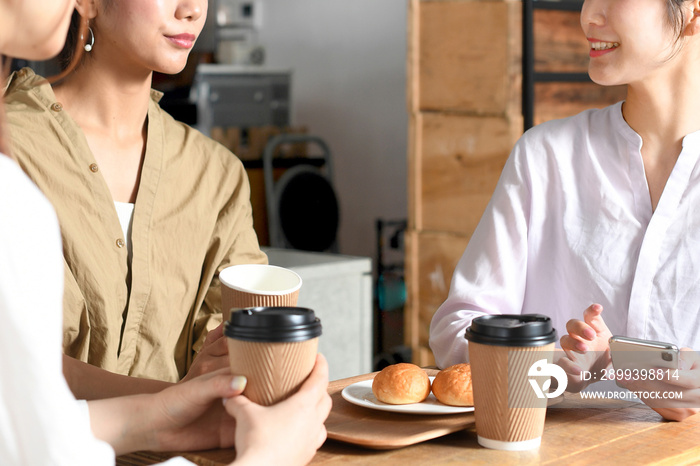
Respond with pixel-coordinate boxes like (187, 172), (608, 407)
(588, 39), (619, 58)
(166, 33), (196, 48)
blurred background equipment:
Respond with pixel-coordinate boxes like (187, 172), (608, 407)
(214, 0), (265, 66)
(264, 134), (339, 253)
(373, 218), (410, 370)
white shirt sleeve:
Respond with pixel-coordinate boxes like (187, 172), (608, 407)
(0, 157), (194, 466)
(429, 139), (532, 368)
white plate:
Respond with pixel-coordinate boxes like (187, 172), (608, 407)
(341, 377), (475, 415)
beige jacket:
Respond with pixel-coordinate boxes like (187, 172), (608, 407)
(5, 68), (266, 382)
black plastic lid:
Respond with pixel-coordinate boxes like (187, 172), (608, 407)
(224, 307), (322, 342)
(464, 314), (556, 347)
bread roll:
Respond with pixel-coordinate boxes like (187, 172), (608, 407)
(432, 363), (474, 406)
(371, 363), (431, 404)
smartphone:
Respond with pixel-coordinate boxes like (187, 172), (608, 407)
(609, 335), (679, 371)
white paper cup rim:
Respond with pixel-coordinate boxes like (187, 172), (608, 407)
(220, 264), (302, 295)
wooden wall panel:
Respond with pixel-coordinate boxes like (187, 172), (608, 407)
(534, 82), (626, 125)
(417, 0), (521, 116)
(416, 112), (519, 235)
(405, 230), (471, 367)
(534, 9), (588, 73)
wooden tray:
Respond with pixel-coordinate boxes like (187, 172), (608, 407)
(325, 369), (475, 450)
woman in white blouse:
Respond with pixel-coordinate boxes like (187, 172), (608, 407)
(429, 0), (700, 421)
(0, 0), (330, 464)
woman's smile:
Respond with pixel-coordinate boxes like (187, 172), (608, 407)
(588, 39), (620, 57)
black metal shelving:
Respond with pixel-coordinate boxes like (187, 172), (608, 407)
(522, 0), (586, 131)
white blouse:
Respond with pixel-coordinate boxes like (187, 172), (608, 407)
(429, 102), (700, 369)
(0, 156), (191, 465)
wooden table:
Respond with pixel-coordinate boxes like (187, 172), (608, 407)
(117, 371), (700, 465)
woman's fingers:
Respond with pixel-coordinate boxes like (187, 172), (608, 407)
(184, 335), (230, 380)
(680, 348), (700, 371)
(315, 425), (328, 450)
(563, 304), (612, 353)
(304, 354), (329, 389)
(203, 322), (225, 347)
(222, 388), (252, 414)
(583, 303), (610, 336)
(561, 334), (587, 353)
(564, 319), (595, 351)
(189, 370), (246, 401)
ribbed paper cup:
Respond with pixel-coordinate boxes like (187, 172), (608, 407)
(220, 264), (302, 320)
(465, 314), (557, 451)
(225, 307), (322, 406)
(227, 337), (319, 406)
(469, 341), (554, 449)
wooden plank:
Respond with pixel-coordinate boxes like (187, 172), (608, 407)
(417, 0), (521, 116)
(117, 390), (700, 465)
(407, 113), (421, 232)
(534, 9), (589, 73)
(405, 230), (471, 367)
(407, 0), (420, 115)
(534, 81), (626, 125)
(404, 229), (420, 362)
(541, 398), (700, 464)
(416, 112), (518, 235)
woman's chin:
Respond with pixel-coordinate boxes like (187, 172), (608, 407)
(8, 38), (65, 62)
(153, 55), (191, 76)
(587, 70), (625, 88)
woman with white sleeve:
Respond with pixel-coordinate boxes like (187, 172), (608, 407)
(0, 0), (330, 464)
(429, 0), (700, 421)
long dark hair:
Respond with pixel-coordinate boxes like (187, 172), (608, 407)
(50, 10), (90, 82)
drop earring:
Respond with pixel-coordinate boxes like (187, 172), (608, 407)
(84, 27), (95, 52)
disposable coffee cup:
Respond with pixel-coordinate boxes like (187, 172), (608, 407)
(465, 314), (557, 451)
(220, 264), (302, 319)
(225, 306), (322, 406)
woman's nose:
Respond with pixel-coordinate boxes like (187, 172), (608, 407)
(176, 0), (205, 22)
(580, 0), (606, 31)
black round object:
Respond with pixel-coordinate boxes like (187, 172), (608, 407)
(276, 166), (339, 252)
(464, 314), (556, 347)
(224, 307), (322, 342)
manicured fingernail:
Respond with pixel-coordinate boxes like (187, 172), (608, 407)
(577, 342), (588, 352)
(231, 375), (247, 391)
(583, 329), (595, 340)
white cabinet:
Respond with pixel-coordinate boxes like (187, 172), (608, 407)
(264, 248), (372, 380)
